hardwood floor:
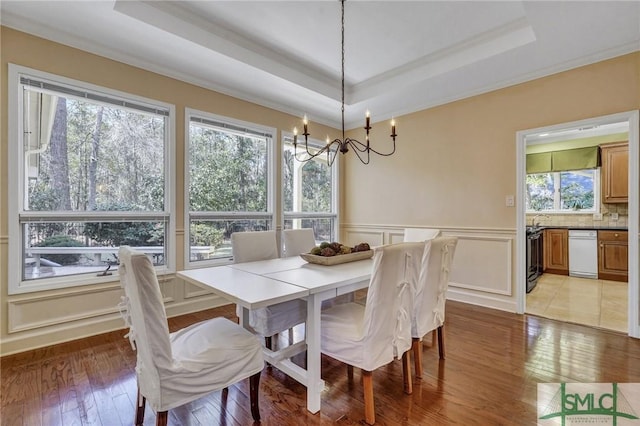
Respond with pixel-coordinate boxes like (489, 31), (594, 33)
(2, 301), (640, 425)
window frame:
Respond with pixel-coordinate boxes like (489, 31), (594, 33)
(281, 132), (340, 244)
(7, 64), (176, 295)
(525, 168), (601, 214)
(184, 108), (276, 268)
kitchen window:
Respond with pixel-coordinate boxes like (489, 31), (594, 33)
(185, 109), (275, 266)
(8, 64), (175, 294)
(526, 169), (600, 213)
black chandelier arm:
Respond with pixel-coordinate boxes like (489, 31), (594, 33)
(345, 137), (397, 157)
(293, 139), (339, 163)
(347, 142), (371, 165)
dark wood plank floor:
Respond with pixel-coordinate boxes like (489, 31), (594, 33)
(2, 301), (640, 425)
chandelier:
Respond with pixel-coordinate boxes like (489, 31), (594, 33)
(292, 0), (397, 166)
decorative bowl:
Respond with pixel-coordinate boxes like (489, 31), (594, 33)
(299, 249), (373, 266)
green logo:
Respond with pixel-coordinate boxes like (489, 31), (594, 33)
(539, 383), (639, 425)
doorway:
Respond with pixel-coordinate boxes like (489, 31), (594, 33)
(515, 111), (639, 338)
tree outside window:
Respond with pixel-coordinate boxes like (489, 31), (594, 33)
(526, 169), (598, 212)
(10, 66), (172, 293)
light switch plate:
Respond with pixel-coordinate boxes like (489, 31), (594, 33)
(505, 195), (514, 207)
(593, 213), (603, 221)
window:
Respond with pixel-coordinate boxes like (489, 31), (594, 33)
(283, 136), (338, 243)
(186, 110), (275, 265)
(526, 169), (599, 213)
(8, 65), (175, 294)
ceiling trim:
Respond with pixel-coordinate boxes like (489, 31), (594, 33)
(113, 0), (343, 102)
(2, 8), (638, 131)
(349, 17), (536, 104)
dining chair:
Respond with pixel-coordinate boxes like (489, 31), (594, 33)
(411, 236), (458, 378)
(231, 230), (307, 348)
(117, 246), (264, 426)
(320, 242), (427, 425)
(403, 228), (440, 345)
(403, 227), (440, 242)
(282, 228), (316, 257)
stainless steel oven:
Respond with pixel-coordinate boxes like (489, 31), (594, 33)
(526, 227), (543, 293)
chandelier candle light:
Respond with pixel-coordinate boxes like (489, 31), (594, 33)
(292, 0), (397, 166)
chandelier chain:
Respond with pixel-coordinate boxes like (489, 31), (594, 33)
(341, 0), (345, 142)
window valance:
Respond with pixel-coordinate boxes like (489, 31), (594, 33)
(526, 146), (600, 173)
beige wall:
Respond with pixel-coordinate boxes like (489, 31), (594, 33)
(340, 52), (639, 314)
(342, 53), (639, 228)
(1, 26), (639, 355)
(0, 27), (338, 355)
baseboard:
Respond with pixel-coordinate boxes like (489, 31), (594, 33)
(447, 286), (518, 313)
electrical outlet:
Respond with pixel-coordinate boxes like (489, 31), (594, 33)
(611, 212), (619, 221)
(505, 195), (514, 207)
(593, 213), (603, 221)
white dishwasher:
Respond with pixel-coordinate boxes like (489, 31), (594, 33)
(568, 229), (598, 278)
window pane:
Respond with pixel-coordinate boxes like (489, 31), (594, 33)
(189, 219), (272, 262)
(23, 221), (166, 280)
(526, 173), (554, 211)
(560, 170), (595, 211)
(526, 170), (596, 212)
(284, 218), (334, 244)
(24, 90), (165, 212)
(189, 123), (268, 212)
(283, 141), (333, 213)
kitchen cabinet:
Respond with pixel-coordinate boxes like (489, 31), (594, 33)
(600, 141), (628, 203)
(543, 228), (568, 275)
(598, 230), (628, 282)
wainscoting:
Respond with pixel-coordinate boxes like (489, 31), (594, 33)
(0, 274), (227, 356)
(342, 224), (518, 312)
(1, 225), (518, 356)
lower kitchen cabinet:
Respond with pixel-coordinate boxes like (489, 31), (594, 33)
(544, 228), (568, 275)
(598, 230), (628, 282)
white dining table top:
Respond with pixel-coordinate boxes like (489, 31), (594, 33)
(228, 255), (307, 275)
(264, 258), (373, 294)
(177, 266), (308, 310)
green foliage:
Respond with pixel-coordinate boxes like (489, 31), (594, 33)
(189, 127), (267, 213)
(282, 145), (332, 213)
(82, 202), (164, 246)
(27, 95), (165, 215)
(190, 223), (224, 248)
(526, 173), (553, 211)
(36, 235), (84, 265)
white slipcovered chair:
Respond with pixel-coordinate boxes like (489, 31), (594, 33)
(282, 228), (316, 257)
(411, 236), (458, 378)
(231, 230), (307, 348)
(404, 227), (440, 242)
(321, 242), (428, 425)
(117, 246), (264, 426)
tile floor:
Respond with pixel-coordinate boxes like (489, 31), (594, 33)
(526, 273), (628, 333)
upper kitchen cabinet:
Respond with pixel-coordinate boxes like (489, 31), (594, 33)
(600, 141), (628, 203)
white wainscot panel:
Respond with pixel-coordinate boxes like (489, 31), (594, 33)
(343, 229), (384, 247)
(8, 285), (124, 333)
(8, 275), (177, 334)
(184, 279), (214, 299)
(447, 235), (512, 296)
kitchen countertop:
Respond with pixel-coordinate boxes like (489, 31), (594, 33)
(533, 225), (628, 230)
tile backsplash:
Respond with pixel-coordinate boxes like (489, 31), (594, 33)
(526, 204), (628, 228)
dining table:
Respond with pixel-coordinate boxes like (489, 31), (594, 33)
(177, 255), (373, 414)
